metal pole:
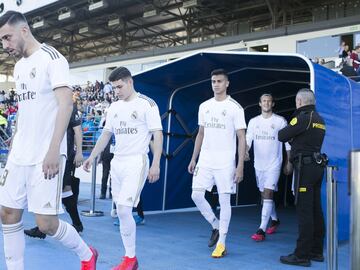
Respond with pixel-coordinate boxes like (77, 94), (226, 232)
(90, 156), (97, 213)
(81, 156), (104, 217)
(350, 150), (360, 270)
(326, 166), (338, 270)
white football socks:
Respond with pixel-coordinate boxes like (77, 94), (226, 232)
(2, 221), (25, 270)
(218, 193), (231, 245)
(117, 205), (136, 258)
(191, 190), (219, 230)
(260, 199), (273, 231)
(51, 219), (92, 261)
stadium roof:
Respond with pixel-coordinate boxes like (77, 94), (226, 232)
(0, 0), (357, 75)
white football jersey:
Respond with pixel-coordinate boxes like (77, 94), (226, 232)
(246, 113), (291, 171)
(9, 44), (70, 165)
(104, 93), (162, 156)
(197, 96), (246, 169)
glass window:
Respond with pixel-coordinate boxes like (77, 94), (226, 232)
(296, 35), (340, 59)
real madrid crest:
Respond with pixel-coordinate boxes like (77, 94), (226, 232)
(131, 111), (138, 120)
(29, 67), (36, 79)
(222, 110), (227, 116)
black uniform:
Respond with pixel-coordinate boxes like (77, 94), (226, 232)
(100, 137), (114, 197)
(63, 104), (81, 188)
(62, 103), (83, 230)
(278, 104), (326, 260)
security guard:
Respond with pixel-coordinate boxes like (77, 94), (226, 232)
(278, 88), (326, 267)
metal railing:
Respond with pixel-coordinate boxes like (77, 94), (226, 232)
(81, 156), (104, 217)
(350, 150), (360, 270)
(326, 165), (338, 270)
(82, 123), (102, 155)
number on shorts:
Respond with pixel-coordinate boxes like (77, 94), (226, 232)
(0, 169), (9, 186)
(193, 166), (199, 176)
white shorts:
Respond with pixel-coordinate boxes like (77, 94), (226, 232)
(255, 167), (281, 192)
(110, 154), (149, 207)
(0, 156), (65, 215)
(192, 165), (236, 194)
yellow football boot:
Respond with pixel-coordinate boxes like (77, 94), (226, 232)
(211, 243), (227, 258)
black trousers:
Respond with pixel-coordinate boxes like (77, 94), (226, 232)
(101, 156), (112, 195)
(294, 161), (325, 258)
(136, 198), (144, 219)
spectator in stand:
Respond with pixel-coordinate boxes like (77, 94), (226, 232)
(342, 45), (350, 59)
(103, 82), (112, 95)
(0, 90), (5, 103)
(338, 41), (346, 58)
(350, 46), (360, 75)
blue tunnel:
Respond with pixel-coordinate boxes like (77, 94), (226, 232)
(132, 51), (360, 241)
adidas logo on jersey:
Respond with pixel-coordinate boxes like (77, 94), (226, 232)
(43, 202), (52, 208)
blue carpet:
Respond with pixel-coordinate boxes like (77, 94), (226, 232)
(0, 183), (349, 270)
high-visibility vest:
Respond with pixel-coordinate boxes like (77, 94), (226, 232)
(0, 115), (8, 128)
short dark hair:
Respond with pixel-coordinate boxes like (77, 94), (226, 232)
(0, 10), (27, 28)
(108, 66), (132, 82)
(259, 93), (274, 102)
(211, 68), (228, 80)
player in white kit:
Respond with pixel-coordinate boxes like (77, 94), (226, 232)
(188, 69), (246, 258)
(0, 11), (97, 270)
(83, 67), (163, 270)
(245, 93), (292, 241)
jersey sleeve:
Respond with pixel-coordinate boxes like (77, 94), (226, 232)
(233, 106), (247, 130)
(48, 55), (72, 90)
(279, 117), (291, 151)
(198, 103), (205, 126)
(246, 119), (254, 148)
(145, 103), (163, 131)
(103, 105), (114, 133)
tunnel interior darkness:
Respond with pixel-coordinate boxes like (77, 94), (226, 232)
(134, 51), (312, 210)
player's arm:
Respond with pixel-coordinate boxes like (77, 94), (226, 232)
(283, 149), (293, 175)
(83, 129), (112, 172)
(148, 130), (163, 183)
(280, 118), (293, 175)
(188, 125), (204, 174)
(7, 111), (18, 153)
(73, 124), (83, 168)
(43, 86), (73, 179)
(244, 120), (253, 161)
(235, 129), (246, 183)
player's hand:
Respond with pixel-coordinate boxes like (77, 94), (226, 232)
(74, 152), (83, 168)
(148, 165), (160, 183)
(83, 157), (94, 172)
(283, 161), (293, 175)
(188, 159), (196, 174)
(244, 151), (250, 161)
(234, 168), (244, 183)
(43, 149), (60, 180)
